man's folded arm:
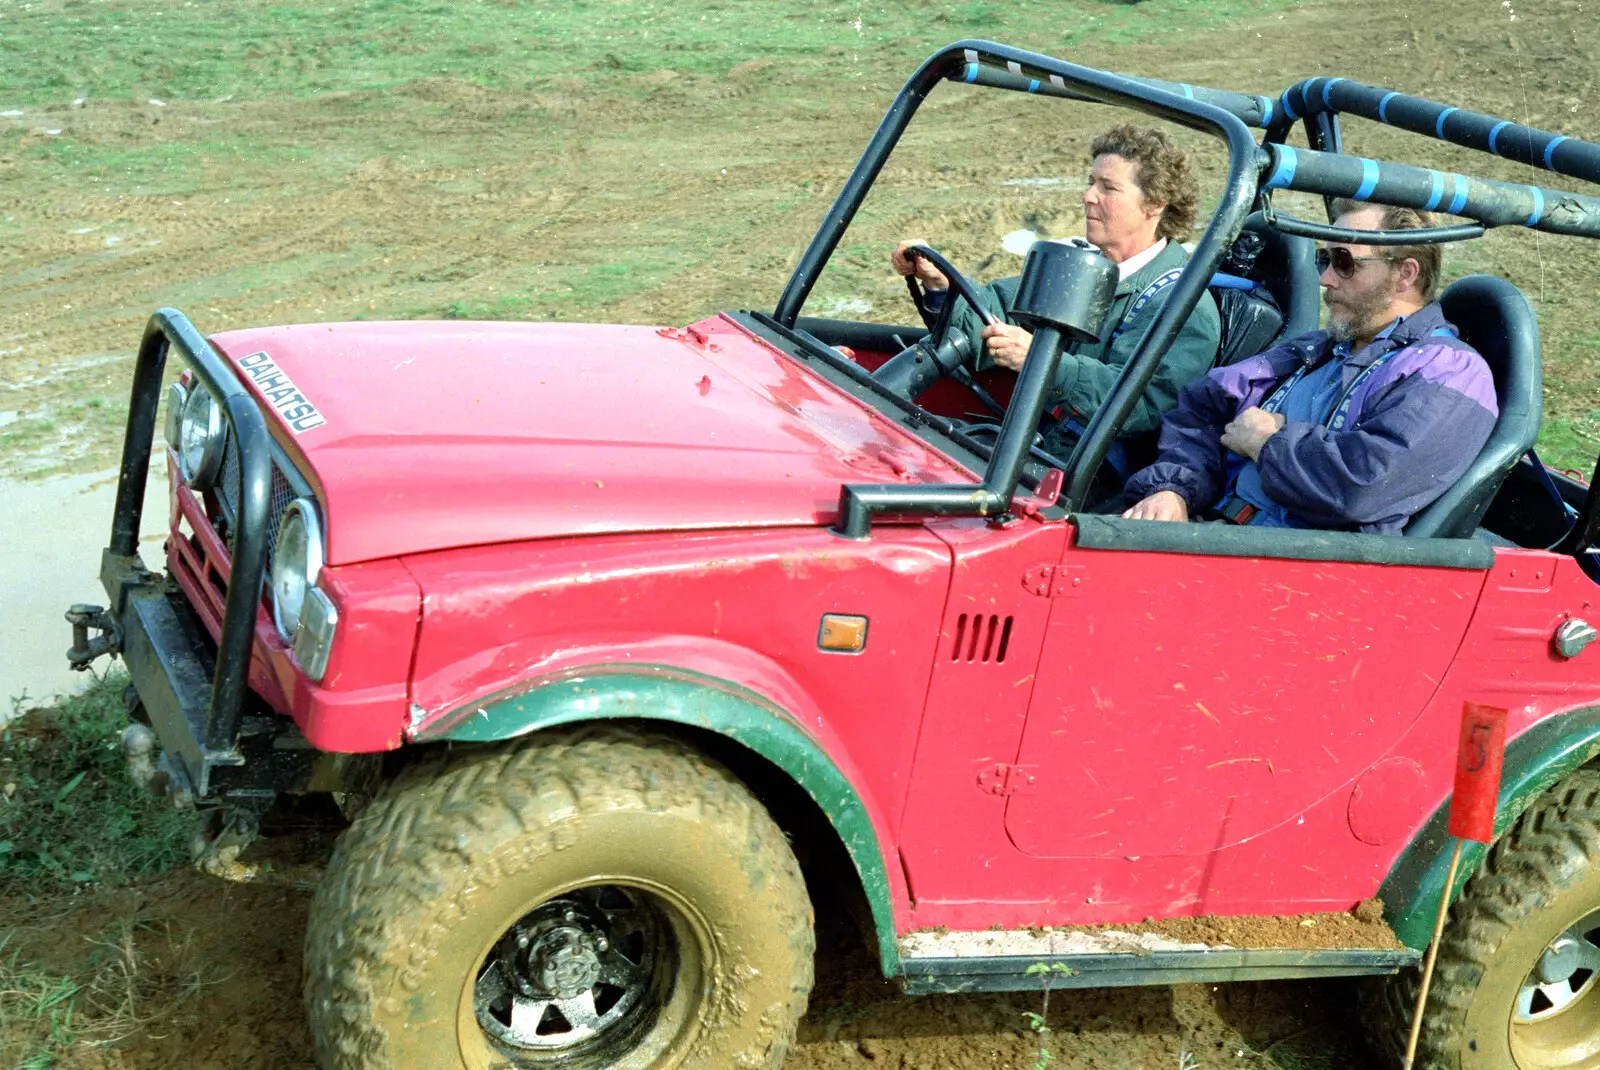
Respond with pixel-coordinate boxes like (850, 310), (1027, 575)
(1256, 367), (1498, 527)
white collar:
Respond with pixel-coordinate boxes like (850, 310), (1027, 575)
(1114, 238), (1168, 280)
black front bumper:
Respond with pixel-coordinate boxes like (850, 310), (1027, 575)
(102, 549), (241, 797)
(101, 548), (317, 802)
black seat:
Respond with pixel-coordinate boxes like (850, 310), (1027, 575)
(1405, 274), (1543, 539)
(1249, 227), (1321, 338)
(1211, 227), (1320, 368)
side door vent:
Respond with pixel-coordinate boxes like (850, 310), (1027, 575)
(951, 613), (1014, 664)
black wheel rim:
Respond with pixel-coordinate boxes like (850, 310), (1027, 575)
(473, 885), (673, 1063)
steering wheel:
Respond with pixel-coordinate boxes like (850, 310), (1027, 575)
(870, 244), (1005, 414)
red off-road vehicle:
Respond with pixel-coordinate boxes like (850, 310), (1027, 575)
(69, 40), (1600, 1069)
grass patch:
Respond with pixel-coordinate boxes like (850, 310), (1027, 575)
(1537, 416), (1600, 477)
(0, 672), (191, 896)
(433, 260), (686, 321)
(1, 0), (1302, 108)
(0, 919), (218, 1069)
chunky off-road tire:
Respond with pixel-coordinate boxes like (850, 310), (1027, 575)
(303, 727), (814, 1069)
(1370, 768), (1600, 1069)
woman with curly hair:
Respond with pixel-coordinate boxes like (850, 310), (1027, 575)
(891, 123), (1221, 470)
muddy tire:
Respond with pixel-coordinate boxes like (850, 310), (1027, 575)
(1371, 769), (1600, 1069)
(303, 727), (814, 1069)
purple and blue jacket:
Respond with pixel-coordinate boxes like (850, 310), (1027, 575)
(1123, 302), (1498, 534)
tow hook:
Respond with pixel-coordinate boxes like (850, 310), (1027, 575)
(65, 604), (120, 670)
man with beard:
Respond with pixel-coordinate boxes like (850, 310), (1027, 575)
(1120, 200), (1497, 533)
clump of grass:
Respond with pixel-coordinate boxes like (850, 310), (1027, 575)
(0, 943), (82, 1070)
(0, 919), (221, 1068)
(0, 670), (191, 895)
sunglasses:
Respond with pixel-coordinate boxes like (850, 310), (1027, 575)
(1316, 246), (1396, 279)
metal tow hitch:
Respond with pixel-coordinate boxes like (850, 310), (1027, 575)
(65, 604), (120, 669)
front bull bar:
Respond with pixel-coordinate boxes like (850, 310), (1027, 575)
(90, 307), (273, 795)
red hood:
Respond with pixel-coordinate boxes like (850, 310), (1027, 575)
(208, 315), (975, 564)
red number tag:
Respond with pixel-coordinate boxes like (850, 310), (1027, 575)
(1448, 702), (1509, 844)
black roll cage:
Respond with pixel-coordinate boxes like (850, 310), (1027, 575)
(773, 40), (1600, 532)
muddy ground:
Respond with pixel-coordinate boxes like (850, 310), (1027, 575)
(0, 842), (1374, 1070)
(4, 0), (1600, 1065)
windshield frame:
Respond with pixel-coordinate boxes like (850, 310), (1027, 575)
(771, 39), (1265, 518)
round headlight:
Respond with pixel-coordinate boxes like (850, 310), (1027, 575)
(177, 383), (224, 489)
(163, 382), (188, 452)
(271, 499), (325, 640)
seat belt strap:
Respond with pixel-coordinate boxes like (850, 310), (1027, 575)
(1528, 449), (1581, 521)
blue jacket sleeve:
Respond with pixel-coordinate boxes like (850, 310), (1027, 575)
(1121, 368), (1242, 510)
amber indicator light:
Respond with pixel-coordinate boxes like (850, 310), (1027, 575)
(818, 614), (868, 653)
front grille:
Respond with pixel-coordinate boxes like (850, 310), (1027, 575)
(215, 431), (304, 580)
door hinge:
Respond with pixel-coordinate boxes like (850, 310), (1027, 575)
(977, 762), (1038, 796)
(1021, 564), (1084, 597)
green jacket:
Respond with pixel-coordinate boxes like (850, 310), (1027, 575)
(948, 240), (1221, 441)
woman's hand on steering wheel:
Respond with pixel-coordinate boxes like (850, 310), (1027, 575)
(869, 243), (1007, 416)
(981, 322), (1034, 371)
(896, 243), (997, 339)
(892, 240), (951, 290)
(900, 243), (1032, 371)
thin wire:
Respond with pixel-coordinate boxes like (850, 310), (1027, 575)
(1507, 0), (1548, 306)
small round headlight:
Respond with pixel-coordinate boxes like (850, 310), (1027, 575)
(163, 382), (188, 452)
(177, 383), (224, 489)
(271, 499), (325, 640)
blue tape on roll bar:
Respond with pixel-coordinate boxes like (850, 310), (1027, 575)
(1378, 91), (1397, 123)
(1545, 135), (1569, 170)
(1449, 174), (1469, 215)
(1425, 170), (1445, 211)
(1322, 77), (1344, 109)
(1528, 186), (1545, 226)
(1257, 95), (1274, 127)
(1281, 89), (1300, 121)
(1488, 120), (1510, 156)
(1266, 145), (1299, 189)
(1436, 107), (1457, 138)
(1355, 158), (1380, 201)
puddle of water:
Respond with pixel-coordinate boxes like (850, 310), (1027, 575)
(1002, 229), (1040, 256)
(0, 466), (168, 715)
(1, 353), (126, 391)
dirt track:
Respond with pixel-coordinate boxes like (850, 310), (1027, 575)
(0, 857), (1373, 1070)
(4, 0), (1600, 1066)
